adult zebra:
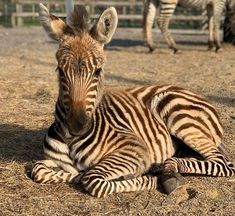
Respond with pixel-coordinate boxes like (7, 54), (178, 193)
(143, 0), (227, 53)
(31, 4), (235, 198)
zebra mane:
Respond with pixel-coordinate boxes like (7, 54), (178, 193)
(67, 5), (90, 34)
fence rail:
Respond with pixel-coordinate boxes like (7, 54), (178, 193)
(2, 0), (208, 29)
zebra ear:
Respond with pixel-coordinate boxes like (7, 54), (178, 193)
(39, 3), (67, 41)
(90, 7), (118, 45)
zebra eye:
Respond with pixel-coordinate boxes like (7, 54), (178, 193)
(94, 68), (102, 77)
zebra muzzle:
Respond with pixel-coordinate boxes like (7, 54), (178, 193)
(67, 108), (91, 135)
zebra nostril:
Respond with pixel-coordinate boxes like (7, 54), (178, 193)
(67, 108), (90, 135)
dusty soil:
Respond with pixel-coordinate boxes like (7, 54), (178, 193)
(0, 27), (234, 216)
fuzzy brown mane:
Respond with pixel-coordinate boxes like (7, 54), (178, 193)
(67, 5), (90, 34)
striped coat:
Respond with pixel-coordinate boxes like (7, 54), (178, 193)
(143, 0), (227, 52)
(31, 4), (235, 198)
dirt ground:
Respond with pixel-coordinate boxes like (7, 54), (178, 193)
(0, 27), (234, 216)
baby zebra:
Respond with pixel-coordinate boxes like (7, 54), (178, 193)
(143, 0), (227, 53)
(31, 4), (235, 198)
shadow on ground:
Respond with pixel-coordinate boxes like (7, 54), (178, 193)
(108, 39), (144, 47)
(105, 36), (209, 53)
(0, 124), (45, 162)
(206, 95), (235, 106)
(105, 74), (154, 85)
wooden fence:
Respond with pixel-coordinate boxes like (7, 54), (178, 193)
(7, 0), (207, 29)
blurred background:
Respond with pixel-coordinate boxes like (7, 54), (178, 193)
(0, 0), (234, 43)
(0, 0), (220, 29)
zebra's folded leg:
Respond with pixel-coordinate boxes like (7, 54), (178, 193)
(161, 150), (235, 194)
(159, 157), (182, 194)
(160, 173), (182, 195)
(81, 153), (157, 198)
(31, 160), (78, 184)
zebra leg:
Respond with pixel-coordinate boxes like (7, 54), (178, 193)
(143, 0), (157, 52)
(81, 149), (157, 197)
(207, 4), (214, 50)
(31, 160), (79, 184)
(213, 5), (225, 52)
(161, 139), (235, 194)
(157, 3), (179, 53)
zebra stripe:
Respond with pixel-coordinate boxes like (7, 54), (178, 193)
(31, 4), (235, 198)
(32, 84), (235, 197)
(143, 0), (227, 52)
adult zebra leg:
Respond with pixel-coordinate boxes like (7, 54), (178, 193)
(31, 160), (79, 184)
(81, 146), (157, 197)
(157, 3), (179, 53)
(214, 5), (225, 52)
(207, 4), (214, 50)
(143, 0), (157, 52)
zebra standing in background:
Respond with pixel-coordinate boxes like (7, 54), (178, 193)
(143, 0), (227, 53)
(31, 4), (235, 198)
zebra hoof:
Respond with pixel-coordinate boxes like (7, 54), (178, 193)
(173, 49), (181, 54)
(208, 42), (214, 51)
(160, 173), (181, 194)
(207, 47), (214, 51)
(148, 46), (156, 53)
(215, 47), (223, 53)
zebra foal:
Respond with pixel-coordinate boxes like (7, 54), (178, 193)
(31, 4), (235, 198)
(143, 0), (227, 53)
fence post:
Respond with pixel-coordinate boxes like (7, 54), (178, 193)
(32, 3), (35, 21)
(129, 0), (136, 26)
(65, 0), (74, 24)
(16, 2), (23, 26)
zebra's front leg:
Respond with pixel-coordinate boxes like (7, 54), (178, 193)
(161, 149), (235, 194)
(31, 160), (79, 184)
(207, 4), (215, 51)
(213, 8), (224, 52)
(143, 0), (157, 52)
(81, 148), (157, 198)
(31, 124), (80, 184)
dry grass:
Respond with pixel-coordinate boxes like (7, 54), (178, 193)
(0, 27), (234, 215)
